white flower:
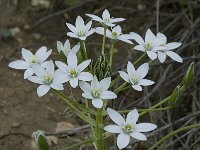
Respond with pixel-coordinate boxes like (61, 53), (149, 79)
(131, 29), (165, 60)
(156, 33), (182, 63)
(119, 62), (154, 91)
(8, 46), (52, 79)
(57, 39), (80, 57)
(96, 25), (133, 44)
(66, 16), (95, 40)
(55, 52), (93, 88)
(28, 61), (66, 97)
(86, 9), (125, 27)
(79, 76), (117, 108)
(104, 108), (157, 149)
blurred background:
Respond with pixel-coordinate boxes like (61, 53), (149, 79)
(0, 0), (200, 149)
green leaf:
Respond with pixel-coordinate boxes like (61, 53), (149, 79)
(33, 130), (50, 150)
(182, 62), (194, 89)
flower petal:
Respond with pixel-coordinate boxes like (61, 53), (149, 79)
(91, 76), (100, 90)
(78, 72), (93, 81)
(71, 43), (80, 53)
(75, 16), (85, 29)
(135, 123), (157, 132)
(82, 92), (93, 99)
(46, 61), (54, 76)
(139, 79), (154, 86)
(79, 81), (91, 93)
(130, 32), (144, 45)
(85, 20), (92, 33)
(32, 64), (46, 78)
(145, 29), (156, 43)
(100, 91), (117, 99)
(134, 45), (146, 51)
(147, 51), (157, 60)
(107, 108), (125, 126)
(92, 99), (103, 108)
(67, 52), (78, 69)
(8, 60), (29, 69)
(117, 133), (130, 149)
(132, 85), (142, 91)
(66, 23), (77, 33)
(129, 132), (147, 141)
(111, 18), (125, 23)
(158, 51), (166, 63)
(166, 51), (183, 63)
(104, 125), (123, 133)
(69, 78), (78, 88)
(24, 68), (34, 79)
(50, 82), (64, 90)
(85, 14), (103, 22)
(126, 109), (139, 125)
(57, 41), (63, 53)
(67, 32), (78, 38)
(102, 9), (110, 20)
(21, 48), (33, 61)
(127, 61), (136, 77)
(119, 71), (129, 82)
(99, 77), (111, 91)
(76, 59), (91, 72)
(165, 42), (181, 50)
(37, 85), (50, 97)
(136, 63), (149, 79)
(55, 61), (70, 73)
(28, 76), (43, 84)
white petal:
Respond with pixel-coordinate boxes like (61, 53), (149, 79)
(66, 23), (77, 33)
(85, 14), (103, 22)
(32, 64), (46, 78)
(112, 25), (122, 35)
(37, 85), (50, 97)
(166, 51), (183, 63)
(118, 37), (133, 44)
(75, 16), (85, 29)
(111, 18), (125, 23)
(55, 61), (70, 73)
(76, 59), (91, 72)
(117, 133), (130, 149)
(130, 32), (144, 45)
(92, 99), (103, 108)
(21, 48), (33, 61)
(57, 41), (63, 53)
(102, 9), (110, 20)
(129, 132), (147, 141)
(46, 61), (54, 76)
(126, 109), (139, 125)
(158, 52), (166, 63)
(95, 27), (104, 35)
(145, 29), (156, 43)
(28, 76), (43, 84)
(107, 108), (125, 126)
(134, 45), (146, 51)
(127, 61), (136, 77)
(50, 82), (64, 90)
(64, 39), (70, 50)
(104, 125), (123, 133)
(24, 68), (34, 79)
(139, 79), (154, 86)
(71, 44), (80, 53)
(132, 85), (142, 91)
(67, 52), (77, 69)
(147, 51), (157, 60)
(100, 91), (117, 99)
(79, 81), (91, 93)
(78, 72), (93, 81)
(135, 123), (157, 132)
(85, 20), (92, 32)
(82, 92), (93, 99)
(8, 60), (29, 69)
(119, 71), (129, 82)
(35, 46), (47, 58)
(67, 32), (78, 38)
(91, 76), (100, 90)
(69, 78), (78, 88)
(165, 42), (181, 50)
(54, 74), (69, 83)
(100, 77), (111, 91)
(86, 28), (95, 37)
(136, 63), (149, 79)
(156, 33), (167, 45)
(79, 36), (87, 41)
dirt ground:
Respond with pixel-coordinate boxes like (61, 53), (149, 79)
(0, 0), (200, 150)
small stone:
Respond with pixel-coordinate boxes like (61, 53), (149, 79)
(56, 122), (75, 132)
(33, 33), (41, 40)
(11, 122), (21, 128)
(10, 27), (20, 37)
(137, 4), (145, 10)
(48, 136), (58, 145)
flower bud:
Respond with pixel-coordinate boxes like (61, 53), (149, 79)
(32, 130), (50, 150)
(182, 62), (194, 89)
(169, 86), (180, 106)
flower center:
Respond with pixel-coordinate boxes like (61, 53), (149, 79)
(78, 30), (85, 37)
(30, 57), (38, 64)
(44, 74), (53, 85)
(104, 18), (110, 22)
(131, 75), (138, 84)
(145, 42), (152, 50)
(92, 89), (100, 98)
(69, 69), (77, 78)
(112, 32), (118, 38)
(123, 123), (134, 133)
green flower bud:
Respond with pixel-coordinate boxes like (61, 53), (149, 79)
(182, 62), (194, 89)
(32, 130), (50, 150)
(169, 86), (180, 106)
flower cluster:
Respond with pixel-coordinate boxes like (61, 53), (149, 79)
(8, 9), (183, 149)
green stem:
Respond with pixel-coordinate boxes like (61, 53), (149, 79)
(80, 41), (88, 60)
(114, 82), (127, 94)
(53, 90), (95, 126)
(133, 52), (147, 65)
(101, 27), (107, 56)
(109, 41), (114, 71)
(149, 124), (200, 150)
(95, 108), (104, 150)
(86, 99), (95, 138)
